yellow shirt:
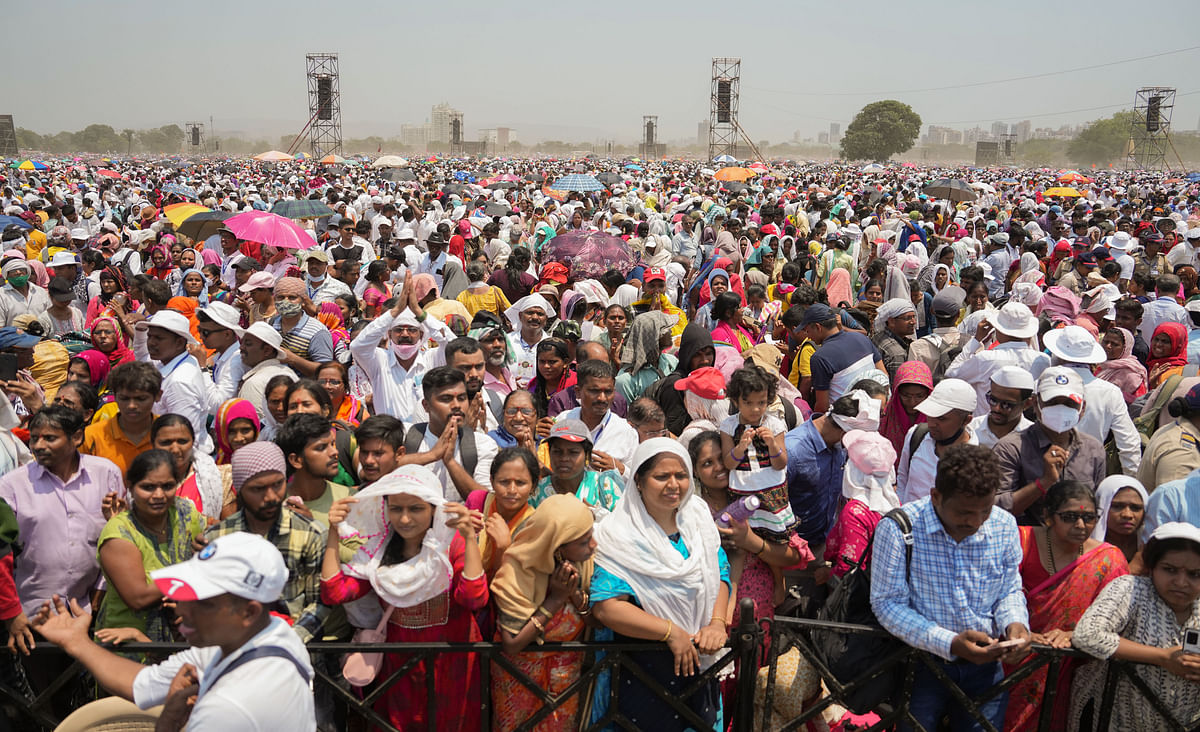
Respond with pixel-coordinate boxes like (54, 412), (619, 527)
(81, 416), (154, 475)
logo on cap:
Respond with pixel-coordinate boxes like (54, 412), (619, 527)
(243, 570), (264, 589)
(198, 544), (217, 560)
(1055, 375), (1068, 385)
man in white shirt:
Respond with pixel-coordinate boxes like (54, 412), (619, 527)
(131, 310), (214, 455)
(0, 258), (51, 328)
(555, 359), (638, 475)
(197, 302), (245, 413)
(31, 533), (316, 731)
(217, 227), (246, 288)
(898, 379), (978, 504)
(968, 366), (1034, 449)
(301, 249), (352, 305)
(415, 231), (452, 290)
(1044, 326), (1142, 475)
(1139, 272), (1190, 345)
(349, 277), (451, 424)
(505, 294), (552, 388)
(946, 302), (1050, 417)
(236, 323), (296, 423)
(404, 365), (499, 501)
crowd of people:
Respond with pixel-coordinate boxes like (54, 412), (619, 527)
(0, 155), (1199, 731)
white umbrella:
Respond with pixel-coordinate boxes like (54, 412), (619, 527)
(699, 167), (716, 176)
(371, 155), (409, 169)
(862, 163), (885, 173)
(970, 181), (996, 194)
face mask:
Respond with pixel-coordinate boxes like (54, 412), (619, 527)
(306, 273), (325, 285)
(275, 300), (303, 318)
(393, 342), (420, 360)
(6, 275), (29, 288)
(1040, 404), (1081, 433)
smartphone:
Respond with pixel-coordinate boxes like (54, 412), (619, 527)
(0, 353), (17, 383)
(1184, 628), (1200, 655)
(992, 639), (1022, 650)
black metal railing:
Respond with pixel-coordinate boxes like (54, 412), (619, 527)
(2, 604), (1198, 732)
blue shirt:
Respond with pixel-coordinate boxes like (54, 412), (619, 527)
(1188, 328), (1200, 366)
(808, 330), (880, 395)
(591, 536), (731, 604)
(784, 418), (846, 543)
(870, 497), (1028, 661)
(1142, 469), (1200, 543)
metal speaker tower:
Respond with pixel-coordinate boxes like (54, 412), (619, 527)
(640, 115), (663, 158)
(306, 53), (342, 158)
(185, 122), (205, 152)
(1125, 87), (1175, 171)
(709, 58), (741, 161)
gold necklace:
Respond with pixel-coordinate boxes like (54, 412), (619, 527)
(1044, 528), (1082, 573)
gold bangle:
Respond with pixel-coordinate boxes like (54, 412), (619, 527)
(661, 621), (672, 642)
(754, 539), (769, 557)
(710, 616), (726, 626)
(530, 616), (546, 633)
(535, 605), (553, 619)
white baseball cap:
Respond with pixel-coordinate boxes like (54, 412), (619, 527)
(916, 378), (977, 417)
(990, 365), (1035, 391)
(47, 251), (80, 267)
(151, 533), (287, 603)
(1037, 366), (1085, 405)
(242, 321), (287, 357)
(136, 310), (198, 345)
(1043, 325), (1106, 365)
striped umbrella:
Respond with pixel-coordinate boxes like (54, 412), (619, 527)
(163, 203), (211, 228)
(162, 183), (199, 200)
(320, 154), (345, 164)
(15, 160), (48, 171)
(270, 199), (336, 220)
(548, 174), (605, 192)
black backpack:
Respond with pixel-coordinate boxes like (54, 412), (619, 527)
(918, 333), (964, 381)
(811, 508), (913, 714)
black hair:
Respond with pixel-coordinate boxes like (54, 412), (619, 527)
(1043, 480), (1096, 520)
(728, 365), (776, 403)
(711, 291), (743, 322)
(444, 337), (482, 364)
(105, 361), (161, 397)
(489, 446), (539, 485)
(604, 303), (628, 319)
(29, 404), (85, 436)
(627, 397), (665, 426)
(780, 262), (801, 284)
(503, 389), (534, 410)
(366, 260), (389, 283)
(284, 378), (334, 418)
(466, 261), (487, 282)
(140, 278), (171, 307)
(531, 339), (571, 417)
(599, 269), (626, 291)
(315, 361), (349, 390)
(57, 381), (99, 413)
(275, 413), (333, 462)
(959, 265), (984, 288)
(265, 373), (296, 402)
(1100, 261), (1121, 280)
(790, 282), (818, 309)
(354, 414), (406, 451)
(420, 365), (466, 400)
(151, 413), (194, 441)
(687, 430), (723, 478)
(934, 444), (1000, 498)
(850, 378), (889, 399)
(1115, 298), (1143, 319)
(781, 305), (805, 329)
(1144, 536), (1200, 570)
(127, 449), (177, 487)
(505, 247), (532, 293)
(576, 359), (615, 387)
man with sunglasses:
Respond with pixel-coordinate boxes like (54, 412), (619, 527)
(968, 366), (1034, 449)
(196, 302), (245, 411)
(993, 368), (1106, 526)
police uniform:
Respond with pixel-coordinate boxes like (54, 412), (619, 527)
(1138, 418), (1200, 492)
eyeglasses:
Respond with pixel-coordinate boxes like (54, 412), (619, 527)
(985, 392), (1020, 411)
(504, 407), (536, 417)
(197, 327), (227, 337)
(317, 378), (343, 387)
(1055, 511), (1100, 525)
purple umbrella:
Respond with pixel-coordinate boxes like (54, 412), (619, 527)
(541, 231), (637, 281)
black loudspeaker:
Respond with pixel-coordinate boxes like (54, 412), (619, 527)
(317, 77), (333, 121)
(717, 80), (731, 123)
(1003, 139), (1013, 156)
(191, 127), (200, 146)
(644, 120), (655, 145)
(450, 119), (462, 145)
(1147, 96), (1161, 132)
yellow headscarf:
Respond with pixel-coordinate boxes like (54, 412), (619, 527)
(30, 340), (69, 401)
(490, 494), (595, 636)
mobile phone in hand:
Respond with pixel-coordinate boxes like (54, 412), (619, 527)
(0, 353), (18, 382)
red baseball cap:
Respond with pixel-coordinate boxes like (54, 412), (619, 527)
(674, 367), (726, 400)
(643, 266), (666, 283)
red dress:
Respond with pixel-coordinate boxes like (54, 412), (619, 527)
(321, 534), (489, 731)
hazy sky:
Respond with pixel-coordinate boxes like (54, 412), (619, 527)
(6, 0), (1200, 144)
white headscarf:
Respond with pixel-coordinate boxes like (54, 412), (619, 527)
(337, 465), (456, 608)
(830, 389), (881, 432)
(1091, 476), (1149, 543)
(593, 438), (722, 663)
(873, 297), (916, 334)
(503, 294), (552, 332)
(841, 432), (900, 514)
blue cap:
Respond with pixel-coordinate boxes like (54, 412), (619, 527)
(1090, 247), (1113, 261)
(0, 327), (40, 350)
(1076, 252), (1098, 266)
(800, 303), (837, 327)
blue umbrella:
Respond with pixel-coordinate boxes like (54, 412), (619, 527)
(454, 171), (469, 181)
(1188, 172), (1200, 182)
(624, 164), (643, 171)
(713, 154), (736, 164)
(162, 183), (199, 200)
(549, 174), (606, 192)
(0, 215), (32, 231)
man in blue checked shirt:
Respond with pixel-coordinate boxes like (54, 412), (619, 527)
(870, 444), (1031, 732)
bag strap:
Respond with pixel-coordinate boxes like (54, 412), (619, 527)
(206, 646), (312, 691)
(882, 508), (915, 582)
(906, 424), (930, 474)
(404, 423), (428, 455)
(372, 607), (395, 634)
(460, 426), (477, 476)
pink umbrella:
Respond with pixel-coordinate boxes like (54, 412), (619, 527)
(495, 173), (522, 182)
(224, 210), (316, 250)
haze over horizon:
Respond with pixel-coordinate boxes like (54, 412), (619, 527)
(6, 0), (1200, 145)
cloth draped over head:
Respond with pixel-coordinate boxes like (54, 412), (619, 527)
(215, 398), (262, 465)
(504, 294), (552, 332)
(841, 431), (900, 514)
(621, 311), (678, 378)
(593, 438), (722, 662)
(1090, 476), (1149, 542)
(873, 297), (915, 334)
(490, 494), (595, 637)
(830, 389), (881, 432)
(1094, 327), (1147, 404)
(337, 464), (456, 608)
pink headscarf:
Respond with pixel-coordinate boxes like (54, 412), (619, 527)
(881, 361), (933, 462)
(1094, 327), (1147, 404)
(825, 268), (854, 310)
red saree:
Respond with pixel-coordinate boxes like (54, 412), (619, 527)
(1003, 527), (1128, 732)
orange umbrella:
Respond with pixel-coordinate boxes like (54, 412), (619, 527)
(713, 167), (757, 182)
(162, 203), (211, 228)
(252, 150), (293, 162)
(1057, 172), (1092, 184)
(320, 154), (345, 164)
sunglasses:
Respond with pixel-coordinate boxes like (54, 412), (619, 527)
(1055, 511), (1100, 525)
(985, 392), (1020, 411)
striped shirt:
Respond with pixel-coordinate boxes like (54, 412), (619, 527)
(870, 496), (1028, 661)
(271, 314), (334, 364)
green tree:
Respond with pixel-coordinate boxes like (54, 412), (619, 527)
(840, 100), (922, 161)
(1067, 111), (1134, 167)
(15, 128), (42, 151)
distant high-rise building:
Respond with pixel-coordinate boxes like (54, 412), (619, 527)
(990, 121), (1009, 140)
(697, 120), (710, 146)
(829, 122), (840, 141)
(431, 103), (459, 144)
(1013, 120), (1032, 143)
(495, 127), (511, 150)
(817, 131), (830, 145)
(401, 123), (431, 148)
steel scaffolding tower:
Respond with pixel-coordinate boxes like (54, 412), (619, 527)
(1125, 87), (1175, 171)
(306, 53), (342, 158)
(708, 58), (741, 162)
